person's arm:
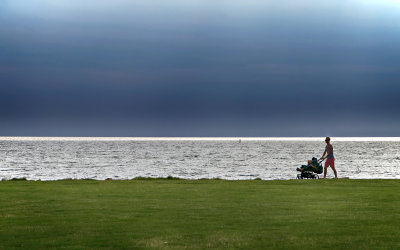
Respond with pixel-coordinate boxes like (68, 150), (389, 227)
(321, 149), (327, 160)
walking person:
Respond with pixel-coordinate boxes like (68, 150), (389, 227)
(320, 137), (338, 178)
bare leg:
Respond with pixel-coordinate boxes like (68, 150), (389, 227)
(324, 166), (328, 178)
(331, 166), (338, 178)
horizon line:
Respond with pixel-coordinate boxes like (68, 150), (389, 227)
(0, 136), (399, 141)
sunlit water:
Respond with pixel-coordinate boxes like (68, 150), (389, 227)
(0, 137), (399, 180)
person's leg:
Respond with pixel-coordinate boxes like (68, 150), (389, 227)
(331, 166), (338, 178)
(331, 160), (337, 178)
(324, 162), (328, 178)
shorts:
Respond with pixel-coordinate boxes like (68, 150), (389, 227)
(325, 158), (335, 168)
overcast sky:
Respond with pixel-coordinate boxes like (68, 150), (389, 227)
(1, 0), (400, 136)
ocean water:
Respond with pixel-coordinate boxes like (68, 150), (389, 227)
(0, 137), (399, 180)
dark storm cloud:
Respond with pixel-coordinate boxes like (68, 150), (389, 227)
(1, 0), (400, 136)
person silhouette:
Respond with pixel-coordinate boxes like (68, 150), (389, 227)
(320, 137), (338, 178)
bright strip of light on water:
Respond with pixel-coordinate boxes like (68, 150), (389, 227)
(0, 137), (400, 141)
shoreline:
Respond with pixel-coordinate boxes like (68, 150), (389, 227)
(4, 177), (400, 182)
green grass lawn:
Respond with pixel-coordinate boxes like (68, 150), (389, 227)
(0, 179), (399, 249)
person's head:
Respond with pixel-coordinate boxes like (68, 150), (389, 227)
(308, 160), (312, 165)
(325, 137), (330, 144)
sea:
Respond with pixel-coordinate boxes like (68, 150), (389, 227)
(0, 137), (399, 181)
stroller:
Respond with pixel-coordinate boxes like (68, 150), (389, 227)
(296, 157), (323, 179)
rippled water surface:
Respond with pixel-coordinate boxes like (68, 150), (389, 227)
(0, 137), (399, 180)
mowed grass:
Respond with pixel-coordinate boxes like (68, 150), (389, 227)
(0, 179), (399, 249)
